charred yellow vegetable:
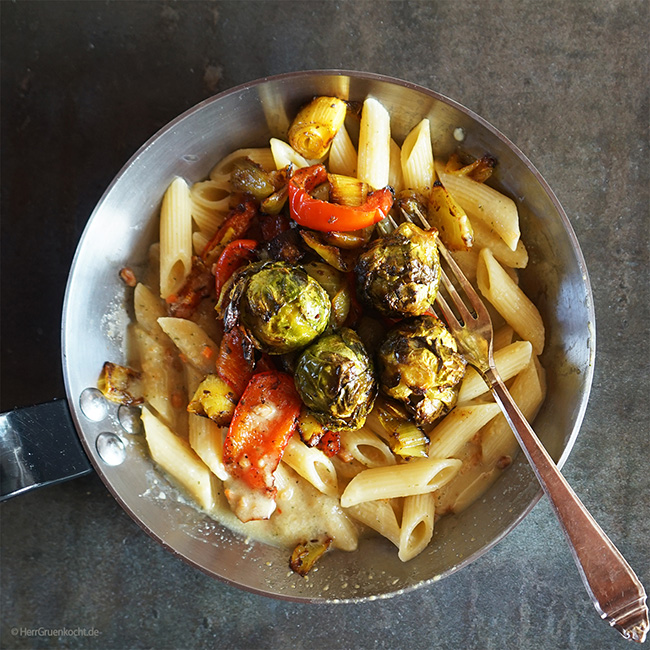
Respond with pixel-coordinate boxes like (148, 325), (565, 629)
(98, 362), (144, 406)
(328, 173), (368, 207)
(288, 96), (347, 159)
(296, 406), (327, 447)
(444, 153), (496, 183)
(376, 400), (429, 458)
(290, 537), (332, 576)
(427, 180), (474, 250)
(187, 374), (238, 425)
(230, 157), (276, 200)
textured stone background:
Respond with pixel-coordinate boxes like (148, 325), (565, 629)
(1, 1), (648, 649)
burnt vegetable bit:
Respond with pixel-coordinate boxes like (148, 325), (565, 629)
(290, 536), (333, 576)
(98, 362), (144, 406)
(294, 328), (377, 431)
(355, 221), (441, 317)
(377, 315), (467, 425)
(217, 261), (331, 355)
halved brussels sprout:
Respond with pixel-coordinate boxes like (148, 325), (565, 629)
(377, 315), (466, 425)
(295, 328), (377, 431)
(355, 221), (440, 317)
(218, 261), (331, 355)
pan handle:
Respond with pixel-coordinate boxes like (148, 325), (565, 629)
(0, 400), (93, 501)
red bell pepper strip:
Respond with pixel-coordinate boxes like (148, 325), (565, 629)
(223, 371), (302, 494)
(215, 326), (255, 398)
(214, 239), (258, 298)
(288, 164), (394, 232)
(201, 199), (258, 261)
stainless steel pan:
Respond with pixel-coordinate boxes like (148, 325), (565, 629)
(1, 70), (595, 602)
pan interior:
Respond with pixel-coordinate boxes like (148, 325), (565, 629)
(62, 71), (594, 602)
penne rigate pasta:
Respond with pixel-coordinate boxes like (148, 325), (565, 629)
(190, 180), (230, 235)
(159, 176), (193, 299)
(356, 97), (391, 189)
(142, 405), (217, 511)
(398, 492), (435, 562)
(345, 499), (401, 548)
(400, 118), (435, 192)
(282, 435), (339, 497)
(270, 138), (312, 170)
(476, 247), (545, 354)
(437, 165), (520, 251)
(157, 317), (220, 376)
(210, 147), (276, 176)
(388, 138), (404, 193)
(427, 403), (502, 459)
(188, 413), (229, 481)
(340, 457), (462, 507)
(471, 217), (528, 268)
(481, 356), (546, 466)
(457, 340), (533, 404)
(134, 283), (169, 346)
(328, 124), (357, 177)
(339, 427), (396, 468)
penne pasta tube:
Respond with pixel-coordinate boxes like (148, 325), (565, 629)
(269, 138), (312, 170)
(190, 180), (230, 235)
(481, 356), (546, 466)
(340, 457), (461, 507)
(356, 97), (391, 189)
(400, 118), (435, 192)
(345, 499), (401, 547)
(192, 230), (211, 257)
(492, 324), (515, 351)
(159, 177), (193, 299)
(339, 427), (396, 468)
(188, 413), (229, 481)
(282, 435), (338, 497)
(328, 124), (357, 177)
(398, 492), (435, 562)
(210, 147), (276, 176)
(437, 165), (520, 251)
(134, 283), (168, 346)
(471, 217), (528, 268)
(427, 403), (501, 459)
(388, 138), (404, 193)
(476, 247), (545, 354)
(133, 325), (185, 431)
(142, 405), (217, 511)
(157, 317), (219, 376)
(457, 340), (533, 404)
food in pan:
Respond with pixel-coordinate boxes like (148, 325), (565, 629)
(100, 94), (546, 571)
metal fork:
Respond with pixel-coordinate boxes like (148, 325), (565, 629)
(396, 210), (648, 643)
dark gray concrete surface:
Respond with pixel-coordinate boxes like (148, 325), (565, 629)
(1, 1), (648, 648)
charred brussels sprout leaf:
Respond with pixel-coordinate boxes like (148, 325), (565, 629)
(295, 328), (377, 431)
(377, 315), (467, 425)
(218, 261), (331, 354)
(355, 222), (441, 317)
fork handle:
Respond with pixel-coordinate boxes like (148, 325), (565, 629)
(485, 368), (648, 643)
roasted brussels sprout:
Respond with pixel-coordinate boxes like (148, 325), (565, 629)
(355, 222), (440, 317)
(219, 261), (331, 354)
(295, 328), (377, 431)
(377, 315), (466, 425)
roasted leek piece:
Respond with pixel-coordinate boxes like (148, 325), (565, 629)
(98, 361), (144, 406)
(187, 374), (238, 425)
(427, 180), (474, 250)
(296, 406), (326, 447)
(289, 536), (332, 576)
(328, 173), (369, 207)
(230, 157), (275, 201)
(376, 401), (429, 458)
(288, 96), (347, 159)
